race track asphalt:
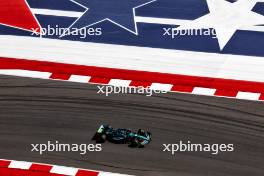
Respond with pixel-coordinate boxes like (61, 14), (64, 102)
(0, 75), (263, 176)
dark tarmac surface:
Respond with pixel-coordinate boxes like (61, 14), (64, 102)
(0, 75), (263, 176)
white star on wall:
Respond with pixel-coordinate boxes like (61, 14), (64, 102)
(176, 0), (264, 50)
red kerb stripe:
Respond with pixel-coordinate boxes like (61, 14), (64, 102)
(0, 57), (264, 94)
(0, 160), (11, 168)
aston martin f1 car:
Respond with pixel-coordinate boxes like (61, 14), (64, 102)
(92, 125), (152, 148)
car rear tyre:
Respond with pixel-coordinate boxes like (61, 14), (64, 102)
(95, 134), (106, 143)
(129, 138), (139, 148)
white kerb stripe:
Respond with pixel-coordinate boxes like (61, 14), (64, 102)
(98, 172), (133, 176)
(0, 70), (51, 79)
(236, 92), (261, 100)
(192, 87), (216, 96)
(8, 161), (32, 169)
(50, 166), (78, 175)
(69, 75), (91, 83)
(108, 79), (131, 87)
(150, 83), (173, 91)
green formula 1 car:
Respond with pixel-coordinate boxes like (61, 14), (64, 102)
(92, 125), (152, 148)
